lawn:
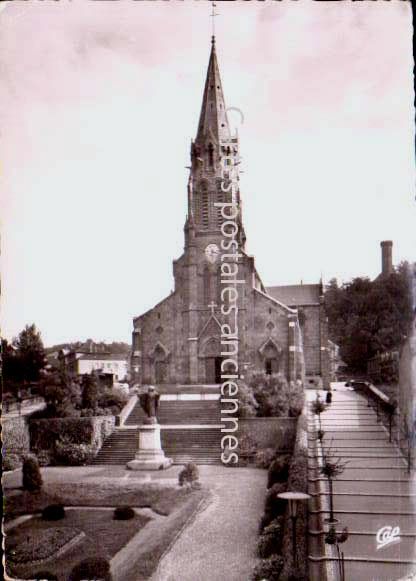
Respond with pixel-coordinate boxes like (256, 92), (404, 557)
(4, 479), (209, 581)
(5, 480), (189, 520)
(6, 508), (150, 581)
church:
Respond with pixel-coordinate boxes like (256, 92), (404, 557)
(131, 37), (329, 389)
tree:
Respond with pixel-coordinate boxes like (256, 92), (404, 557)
(14, 324), (46, 383)
(82, 373), (99, 410)
(325, 267), (413, 373)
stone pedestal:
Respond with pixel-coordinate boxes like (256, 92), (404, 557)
(126, 424), (172, 471)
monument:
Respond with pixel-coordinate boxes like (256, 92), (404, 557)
(126, 386), (173, 470)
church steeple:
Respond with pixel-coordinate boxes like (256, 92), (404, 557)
(186, 36), (245, 247)
(195, 36), (231, 147)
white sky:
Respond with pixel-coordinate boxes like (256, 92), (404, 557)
(0, 1), (415, 347)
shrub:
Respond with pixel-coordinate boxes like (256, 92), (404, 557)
(22, 455), (43, 491)
(55, 438), (94, 466)
(81, 374), (99, 410)
(3, 453), (22, 472)
(98, 390), (128, 413)
(37, 449), (52, 467)
(113, 506), (136, 520)
(255, 447), (276, 469)
(288, 380), (305, 417)
(267, 455), (291, 488)
(257, 516), (284, 558)
(42, 504), (66, 521)
(252, 554), (284, 580)
(70, 556), (112, 581)
(263, 482), (288, 524)
(178, 462), (200, 489)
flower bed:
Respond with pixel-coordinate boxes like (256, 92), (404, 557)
(7, 527), (81, 565)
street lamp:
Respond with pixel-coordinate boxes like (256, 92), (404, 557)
(277, 491), (311, 568)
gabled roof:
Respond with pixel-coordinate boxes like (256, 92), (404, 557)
(266, 284), (321, 306)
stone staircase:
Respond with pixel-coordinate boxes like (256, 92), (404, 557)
(91, 393), (223, 465)
(125, 399), (221, 425)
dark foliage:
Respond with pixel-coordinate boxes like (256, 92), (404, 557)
(263, 482), (288, 526)
(41, 504), (66, 521)
(2, 324), (46, 390)
(69, 557), (112, 581)
(252, 555), (284, 580)
(257, 516), (285, 558)
(267, 455), (291, 488)
(22, 455), (43, 491)
(82, 374), (99, 410)
(113, 506), (136, 520)
(325, 267), (413, 373)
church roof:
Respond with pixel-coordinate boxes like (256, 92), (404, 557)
(266, 284), (321, 306)
(195, 36), (231, 145)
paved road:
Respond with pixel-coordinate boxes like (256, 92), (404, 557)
(308, 386), (416, 581)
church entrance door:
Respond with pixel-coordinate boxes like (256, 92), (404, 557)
(155, 361), (167, 384)
(205, 357), (222, 384)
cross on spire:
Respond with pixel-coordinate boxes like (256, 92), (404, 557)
(210, 2), (218, 39)
(207, 301), (217, 315)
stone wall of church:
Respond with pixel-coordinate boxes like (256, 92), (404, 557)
(243, 289), (291, 377)
(300, 305), (321, 375)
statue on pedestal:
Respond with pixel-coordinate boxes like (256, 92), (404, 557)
(126, 385), (172, 471)
(139, 386), (160, 424)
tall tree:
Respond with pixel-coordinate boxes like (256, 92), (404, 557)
(325, 265), (413, 373)
(12, 324), (46, 383)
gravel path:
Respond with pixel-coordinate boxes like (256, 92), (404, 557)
(151, 466), (266, 581)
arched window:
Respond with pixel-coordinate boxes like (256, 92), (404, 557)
(203, 266), (211, 305)
(208, 143), (214, 167)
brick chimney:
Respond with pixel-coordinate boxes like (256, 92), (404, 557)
(380, 240), (393, 276)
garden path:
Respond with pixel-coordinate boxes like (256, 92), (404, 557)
(151, 466), (267, 581)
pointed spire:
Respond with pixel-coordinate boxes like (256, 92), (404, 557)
(196, 37), (231, 145)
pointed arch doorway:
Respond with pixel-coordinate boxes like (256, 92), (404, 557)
(201, 337), (222, 384)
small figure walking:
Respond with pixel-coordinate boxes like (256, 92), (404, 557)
(325, 391), (332, 405)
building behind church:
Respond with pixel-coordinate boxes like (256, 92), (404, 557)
(131, 37), (330, 389)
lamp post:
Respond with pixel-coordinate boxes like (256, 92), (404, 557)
(277, 491), (311, 568)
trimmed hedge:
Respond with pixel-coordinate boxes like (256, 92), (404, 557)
(279, 410), (309, 581)
(69, 556), (112, 581)
(113, 506), (136, 520)
(42, 504), (66, 521)
(30, 418), (94, 449)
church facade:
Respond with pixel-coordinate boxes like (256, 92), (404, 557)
(131, 37), (328, 387)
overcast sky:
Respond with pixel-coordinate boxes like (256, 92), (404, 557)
(0, 1), (414, 347)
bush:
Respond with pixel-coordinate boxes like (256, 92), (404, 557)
(113, 506), (136, 520)
(22, 455), (43, 491)
(263, 482), (288, 524)
(252, 554), (284, 580)
(98, 390), (128, 413)
(255, 447), (276, 469)
(82, 374), (99, 410)
(3, 453), (22, 472)
(70, 556), (112, 581)
(288, 380), (305, 417)
(55, 438), (94, 466)
(257, 516), (284, 558)
(178, 463), (200, 489)
(42, 504), (66, 521)
(267, 455), (291, 488)
(37, 449), (52, 467)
